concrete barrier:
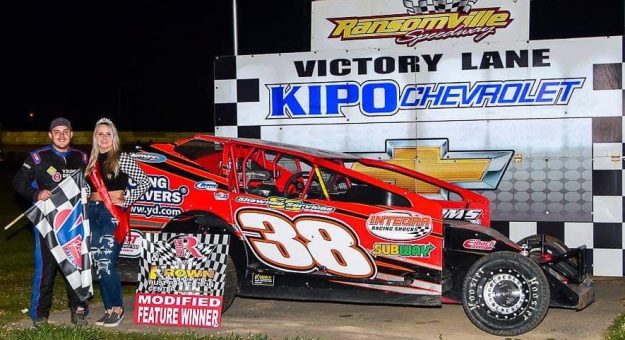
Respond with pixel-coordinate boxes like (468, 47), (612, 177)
(1, 131), (211, 146)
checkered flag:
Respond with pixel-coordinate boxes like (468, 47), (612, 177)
(25, 170), (93, 302)
(404, 0), (478, 14)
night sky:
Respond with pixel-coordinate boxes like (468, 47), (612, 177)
(1, 0), (621, 132)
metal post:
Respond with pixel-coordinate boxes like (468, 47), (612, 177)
(233, 0), (238, 55)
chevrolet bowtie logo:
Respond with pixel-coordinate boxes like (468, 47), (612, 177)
(354, 139), (514, 194)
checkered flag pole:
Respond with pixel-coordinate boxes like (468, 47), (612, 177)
(25, 170), (93, 302)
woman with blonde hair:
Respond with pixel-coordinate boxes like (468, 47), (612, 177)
(85, 118), (150, 327)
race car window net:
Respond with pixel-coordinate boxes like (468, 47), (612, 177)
(318, 166), (411, 207)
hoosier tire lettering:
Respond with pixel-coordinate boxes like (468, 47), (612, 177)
(461, 251), (550, 337)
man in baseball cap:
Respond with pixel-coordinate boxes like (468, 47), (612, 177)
(13, 117), (90, 326)
(50, 117), (72, 131)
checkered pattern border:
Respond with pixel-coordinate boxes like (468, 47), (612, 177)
(403, 0), (477, 14)
(214, 56), (261, 138)
(138, 233), (230, 295)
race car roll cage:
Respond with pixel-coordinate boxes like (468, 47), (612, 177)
(215, 136), (491, 226)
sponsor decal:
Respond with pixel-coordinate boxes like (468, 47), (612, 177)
(134, 293), (222, 328)
(32, 152), (41, 164)
(267, 78), (584, 118)
(214, 192), (229, 200)
(366, 210), (432, 241)
(372, 242), (435, 257)
(443, 209), (482, 221)
(130, 176), (188, 218)
(328, 6), (513, 47)
(52, 172), (62, 182)
(137, 176), (189, 205)
(463, 239), (496, 251)
(47, 166), (63, 182)
(134, 152), (167, 163)
(120, 229), (144, 258)
(62, 169), (77, 179)
(236, 196), (335, 213)
(169, 234), (211, 261)
(195, 181), (218, 191)
(149, 267), (215, 280)
(131, 204), (183, 219)
(252, 273), (275, 286)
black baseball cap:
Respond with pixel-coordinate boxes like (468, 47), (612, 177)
(50, 117), (72, 131)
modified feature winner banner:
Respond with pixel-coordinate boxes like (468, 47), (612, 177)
(214, 36), (622, 223)
(134, 233), (230, 328)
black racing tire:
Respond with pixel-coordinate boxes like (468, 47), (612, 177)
(221, 256), (238, 314)
(461, 251), (550, 336)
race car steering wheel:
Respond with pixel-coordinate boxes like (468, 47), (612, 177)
(282, 171), (309, 198)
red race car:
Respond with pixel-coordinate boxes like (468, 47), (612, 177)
(124, 135), (593, 336)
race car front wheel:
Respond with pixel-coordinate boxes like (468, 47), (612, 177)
(222, 256), (238, 314)
(461, 251), (550, 336)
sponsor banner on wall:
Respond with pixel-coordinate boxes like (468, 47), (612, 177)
(311, 0), (530, 51)
(216, 36), (620, 131)
(134, 233), (230, 327)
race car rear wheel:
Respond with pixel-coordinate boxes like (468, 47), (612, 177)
(461, 251), (550, 336)
(222, 256), (238, 314)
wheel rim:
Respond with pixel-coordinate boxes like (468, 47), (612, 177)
(483, 272), (524, 315)
(480, 269), (530, 319)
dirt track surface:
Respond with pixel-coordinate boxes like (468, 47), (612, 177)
(18, 278), (625, 339)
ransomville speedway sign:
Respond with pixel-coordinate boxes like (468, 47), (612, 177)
(311, 0), (530, 50)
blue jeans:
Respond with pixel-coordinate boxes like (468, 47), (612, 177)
(89, 201), (123, 310)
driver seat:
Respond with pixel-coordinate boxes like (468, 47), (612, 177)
(245, 169), (279, 197)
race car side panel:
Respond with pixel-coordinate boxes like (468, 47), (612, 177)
(230, 195), (444, 306)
